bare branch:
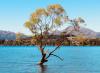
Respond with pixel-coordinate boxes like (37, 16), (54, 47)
(50, 45), (60, 54)
(51, 54), (63, 61)
(43, 43), (47, 50)
(46, 45), (61, 59)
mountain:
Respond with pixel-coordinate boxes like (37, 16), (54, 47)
(96, 32), (100, 38)
(0, 26), (100, 40)
(51, 26), (98, 38)
(64, 26), (97, 38)
(51, 30), (62, 35)
(0, 30), (30, 40)
(0, 30), (16, 40)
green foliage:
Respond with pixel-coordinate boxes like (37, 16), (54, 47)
(25, 21), (32, 29)
(54, 17), (61, 25)
(24, 4), (67, 35)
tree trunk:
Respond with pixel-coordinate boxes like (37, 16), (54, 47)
(38, 47), (48, 65)
(39, 53), (48, 65)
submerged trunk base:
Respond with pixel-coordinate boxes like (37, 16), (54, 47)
(38, 53), (48, 65)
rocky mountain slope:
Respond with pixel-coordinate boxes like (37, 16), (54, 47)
(0, 30), (16, 40)
(52, 26), (99, 38)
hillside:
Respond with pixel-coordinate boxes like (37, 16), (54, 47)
(52, 26), (99, 38)
(0, 30), (16, 40)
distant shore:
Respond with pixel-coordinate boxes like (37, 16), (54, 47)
(0, 37), (100, 46)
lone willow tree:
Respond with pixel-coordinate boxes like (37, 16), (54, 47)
(24, 4), (85, 65)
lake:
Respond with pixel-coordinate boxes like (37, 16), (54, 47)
(0, 46), (100, 73)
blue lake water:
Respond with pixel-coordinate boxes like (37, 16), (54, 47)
(0, 46), (100, 73)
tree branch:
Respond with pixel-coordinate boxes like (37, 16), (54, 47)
(46, 45), (61, 59)
(51, 54), (63, 61)
(43, 43), (47, 50)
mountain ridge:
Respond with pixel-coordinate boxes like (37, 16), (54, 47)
(0, 30), (16, 40)
(0, 26), (100, 40)
(52, 26), (100, 38)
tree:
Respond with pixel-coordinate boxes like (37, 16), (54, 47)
(16, 32), (23, 40)
(70, 17), (85, 31)
(24, 4), (85, 65)
(24, 4), (67, 65)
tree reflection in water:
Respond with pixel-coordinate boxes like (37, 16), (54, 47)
(39, 65), (47, 73)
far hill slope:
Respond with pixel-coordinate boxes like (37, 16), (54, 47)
(0, 30), (16, 40)
(0, 30), (29, 40)
(51, 26), (98, 38)
(64, 26), (97, 38)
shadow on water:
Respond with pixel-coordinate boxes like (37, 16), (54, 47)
(39, 65), (47, 73)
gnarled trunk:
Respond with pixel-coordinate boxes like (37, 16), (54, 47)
(39, 53), (48, 65)
(38, 47), (48, 65)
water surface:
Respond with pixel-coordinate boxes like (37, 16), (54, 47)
(0, 46), (100, 73)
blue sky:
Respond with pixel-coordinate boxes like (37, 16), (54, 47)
(0, 0), (100, 35)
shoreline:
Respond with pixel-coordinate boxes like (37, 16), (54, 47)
(0, 38), (100, 46)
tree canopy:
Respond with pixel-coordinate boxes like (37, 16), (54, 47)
(25, 4), (68, 36)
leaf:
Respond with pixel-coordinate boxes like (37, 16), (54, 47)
(30, 12), (40, 24)
(54, 17), (61, 25)
(31, 13), (38, 18)
(31, 18), (40, 24)
(47, 4), (64, 15)
(75, 17), (85, 24)
(78, 17), (85, 23)
(24, 21), (32, 28)
(36, 8), (48, 16)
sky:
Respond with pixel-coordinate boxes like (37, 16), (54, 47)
(0, 0), (100, 35)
